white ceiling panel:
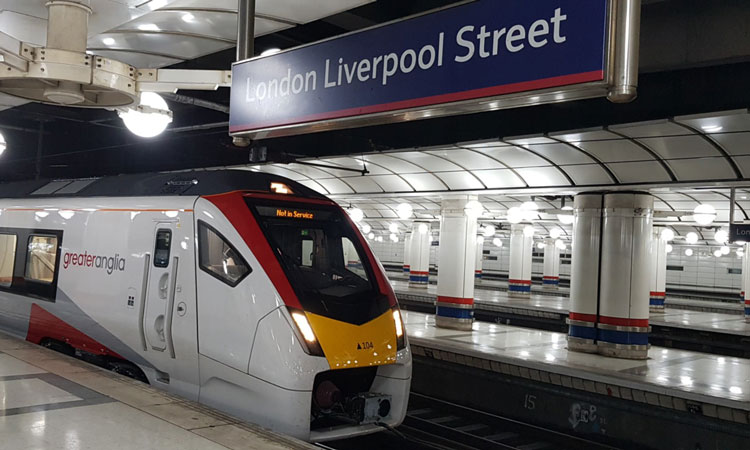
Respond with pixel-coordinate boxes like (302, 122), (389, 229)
(560, 164), (614, 185)
(316, 178), (354, 194)
(709, 133), (750, 156)
(259, 165), (306, 180)
(426, 148), (505, 170)
(638, 135), (721, 159)
(397, 152), (462, 172)
(282, 164), (335, 179)
(550, 129), (615, 143)
(605, 161), (671, 183)
(341, 176), (384, 193)
(400, 173), (448, 191)
(90, 32), (227, 60)
(473, 169), (526, 189)
(433, 172), (485, 190)
(482, 146), (550, 168)
(730, 156), (750, 178)
(515, 167), (570, 187)
(674, 110), (750, 134)
(297, 179), (329, 194)
(363, 155), (423, 174)
(576, 139), (655, 163)
(525, 142), (595, 165)
(611, 120), (689, 139)
(367, 175), (414, 192)
(668, 158), (735, 181)
(91, 50), (181, 68)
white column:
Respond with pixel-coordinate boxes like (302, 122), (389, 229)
(408, 222), (431, 288)
(597, 193), (653, 360)
(475, 236), (484, 281)
(649, 228), (667, 312)
(543, 238), (560, 289)
(744, 243), (750, 322)
(508, 224), (533, 297)
(436, 196), (478, 330)
(402, 233), (412, 275)
(568, 193), (602, 354)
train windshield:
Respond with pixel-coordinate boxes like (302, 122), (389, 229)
(250, 201), (388, 324)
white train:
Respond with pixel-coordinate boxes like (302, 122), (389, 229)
(0, 170), (411, 442)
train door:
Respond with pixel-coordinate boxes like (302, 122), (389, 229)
(141, 221), (199, 399)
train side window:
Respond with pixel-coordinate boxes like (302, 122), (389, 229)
(198, 222), (251, 287)
(153, 229), (172, 268)
(341, 237), (368, 280)
(0, 234), (17, 287)
(25, 235), (58, 284)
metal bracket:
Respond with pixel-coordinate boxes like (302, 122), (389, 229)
(136, 69), (232, 93)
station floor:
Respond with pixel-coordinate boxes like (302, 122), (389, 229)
(404, 310), (750, 414)
(0, 332), (314, 450)
(390, 279), (750, 336)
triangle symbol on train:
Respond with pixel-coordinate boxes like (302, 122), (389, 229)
(357, 343), (362, 350)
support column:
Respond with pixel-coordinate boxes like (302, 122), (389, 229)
(409, 222), (431, 288)
(542, 238), (560, 289)
(475, 237), (484, 281)
(744, 243), (750, 322)
(403, 233), (412, 275)
(508, 224), (533, 297)
(567, 193), (603, 354)
(649, 228), (667, 312)
(436, 196), (478, 330)
(597, 193), (653, 359)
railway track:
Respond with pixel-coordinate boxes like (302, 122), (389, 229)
(326, 393), (620, 450)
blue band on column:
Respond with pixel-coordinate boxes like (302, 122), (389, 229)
(543, 279), (559, 285)
(409, 275), (428, 283)
(436, 306), (474, 319)
(649, 298), (665, 306)
(597, 329), (648, 346)
(509, 285), (531, 292)
(568, 325), (597, 340)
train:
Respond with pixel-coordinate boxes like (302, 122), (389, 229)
(0, 169), (412, 442)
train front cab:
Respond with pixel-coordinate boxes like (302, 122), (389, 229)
(192, 189), (412, 442)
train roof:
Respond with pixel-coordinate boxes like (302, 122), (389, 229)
(0, 169), (327, 200)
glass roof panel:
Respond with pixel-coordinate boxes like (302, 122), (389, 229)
(482, 146), (550, 168)
(316, 178), (354, 194)
(605, 161), (671, 183)
(362, 155), (423, 174)
(525, 142), (595, 165)
(668, 158), (735, 181)
(473, 169), (526, 189)
(515, 167), (571, 187)
(340, 176), (384, 193)
(710, 133), (750, 156)
(400, 173), (449, 191)
(426, 149), (506, 170)
(576, 139), (654, 163)
(433, 172), (485, 190)
(559, 164), (613, 185)
(639, 135), (721, 159)
(395, 152), (463, 172)
(367, 175), (414, 192)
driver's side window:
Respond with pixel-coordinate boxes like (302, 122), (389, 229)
(341, 237), (367, 279)
(198, 221), (252, 287)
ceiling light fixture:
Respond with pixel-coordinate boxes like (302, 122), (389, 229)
(181, 13), (196, 23)
(102, 37), (116, 46)
(0, 132), (6, 156)
(261, 48), (281, 57)
(557, 205), (574, 225)
(693, 204), (717, 226)
(118, 92), (172, 138)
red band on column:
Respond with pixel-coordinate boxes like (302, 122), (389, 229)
(599, 316), (649, 327)
(508, 279), (532, 285)
(437, 296), (474, 305)
(569, 312), (597, 323)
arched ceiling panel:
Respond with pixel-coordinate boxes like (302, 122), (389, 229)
(515, 167), (571, 187)
(427, 148), (506, 170)
(396, 152), (463, 172)
(315, 178), (353, 194)
(612, 120), (691, 138)
(366, 175), (413, 192)
(297, 179), (328, 195)
(604, 161), (671, 183)
(480, 146), (551, 168)
(433, 172), (485, 190)
(638, 135), (722, 159)
(674, 109), (750, 133)
(341, 176), (384, 193)
(667, 158), (735, 181)
(575, 138), (656, 163)
(400, 173), (448, 192)
(362, 155), (423, 174)
(559, 164), (613, 185)
(525, 142), (597, 166)
(709, 133), (750, 156)
(472, 169), (526, 189)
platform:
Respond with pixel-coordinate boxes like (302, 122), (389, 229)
(0, 332), (314, 450)
(404, 310), (750, 449)
(391, 280), (750, 337)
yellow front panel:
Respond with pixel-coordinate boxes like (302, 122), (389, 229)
(306, 310), (398, 370)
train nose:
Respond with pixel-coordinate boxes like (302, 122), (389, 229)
(314, 380), (343, 409)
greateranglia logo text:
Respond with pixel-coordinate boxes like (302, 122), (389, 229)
(63, 251), (126, 275)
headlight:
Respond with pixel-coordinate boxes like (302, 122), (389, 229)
(393, 308), (406, 350)
(288, 308), (324, 356)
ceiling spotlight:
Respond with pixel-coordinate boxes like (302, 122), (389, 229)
(261, 48), (281, 57)
(549, 227), (562, 239)
(520, 201), (539, 221)
(376, 236), (383, 242)
(507, 207), (524, 224)
(348, 208), (364, 223)
(715, 228), (729, 245)
(684, 248), (693, 257)
(102, 37), (116, 46)
(555, 239), (566, 250)
(714, 249), (723, 258)
(181, 13), (196, 23)
(693, 204), (717, 226)
(493, 238), (502, 247)
(389, 223), (399, 234)
(362, 224), (371, 234)
(390, 233), (399, 243)
(397, 203), (413, 220)
(0, 131), (6, 156)
(660, 228), (675, 242)
(685, 232), (699, 244)
(137, 23), (160, 31)
(523, 225), (535, 237)
(368, 232), (375, 240)
(482, 225), (496, 238)
(537, 242), (545, 250)
(557, 206), (574, 225)
(476, 236), (485, 245)
(701, 125), (723, 133)
(418, 223), (429, 234)
(721, 245), (730, 255)
(665, 244), (673, 253)
(119, 92), (172, 138)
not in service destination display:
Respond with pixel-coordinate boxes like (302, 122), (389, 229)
(230, 0), (609, 137)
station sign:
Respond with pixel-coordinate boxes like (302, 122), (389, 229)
(230, 0), (613, 139)
(729, 224), (750, 243)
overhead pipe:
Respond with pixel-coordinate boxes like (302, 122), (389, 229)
(607, 0), (641, 103)
(44, 0), (92, 105)
(234, 0), (256, 147)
